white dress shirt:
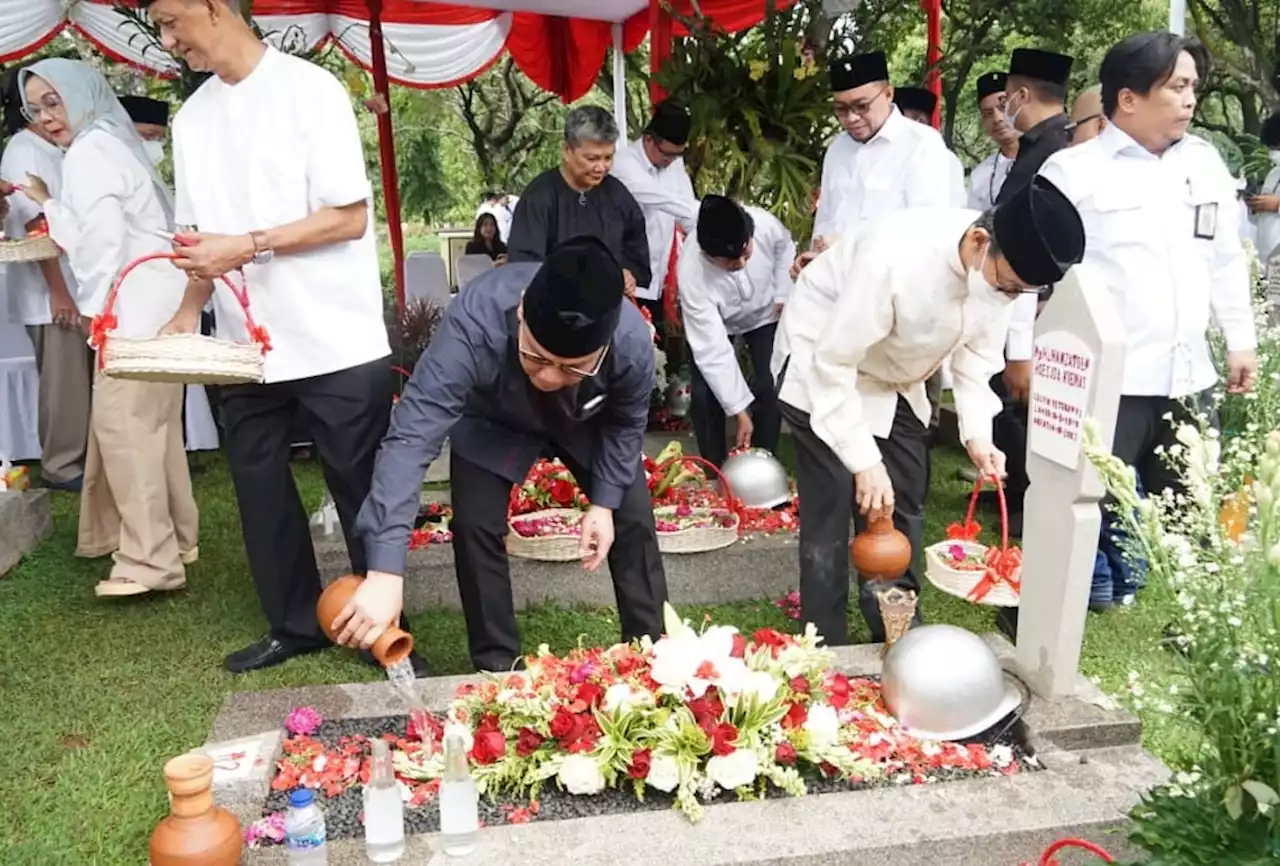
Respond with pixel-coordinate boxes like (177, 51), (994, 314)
(812, 107), (956, 244)
(967, 150), (1014, 212)
(772, 208), (1012, 473)
(0, 129), (78, 326)
(610, 138), (698, 300)
(1038, 124), (1256, 398)
(678, 206), (795, 415)
(44, 128), (184, 340)
(173, 46), (390, 384)
(1252, 158), (1280, 262)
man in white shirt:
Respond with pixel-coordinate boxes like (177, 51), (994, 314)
(772, 176), (1085, 646)
(0, 68), (91, 491)
(1068, 84), (1107, 146)
(610, 100), (699, 328)
(893, 86), (966, 206)
(802, 51), (954, 268)
(120, 96), (170, 166)
(1039, 31), (1257, 499)
(678, 195), (794, 467)
(145, 0), (421, 675)
(967, 72), (1019, 211)
(1247, 111), (1280, 264)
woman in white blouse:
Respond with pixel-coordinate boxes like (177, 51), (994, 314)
(18, 58), (198, 599)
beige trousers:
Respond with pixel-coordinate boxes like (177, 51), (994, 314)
(76, 368), (199, 589)
(25, 323), (93, 485)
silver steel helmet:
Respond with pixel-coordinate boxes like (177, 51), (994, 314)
(720, 448), (791, 509)
(881, 624), (1023, 741)
(666, 377), (692, 418)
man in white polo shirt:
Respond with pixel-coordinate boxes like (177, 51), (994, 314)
(144, 0), (421, 675)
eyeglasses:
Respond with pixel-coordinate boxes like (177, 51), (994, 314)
(833, 86), (888, 119)
(518, 322), (609, 379)
(21, 94), (63, 123)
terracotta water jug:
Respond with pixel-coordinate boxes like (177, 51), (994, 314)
(148, 754), (243, 866)
(851, 515), (912, 582)
(317, 574), (414, 667)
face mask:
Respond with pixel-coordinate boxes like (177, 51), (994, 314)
(967, 245), (999, 298)
(142, 139), (165, 166)
(1002, 94), (1023, 130)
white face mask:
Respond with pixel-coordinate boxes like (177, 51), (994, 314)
(968, 244), (997, 296)
(142, 139), (165, 166)
(1002, 93), (1024, 131)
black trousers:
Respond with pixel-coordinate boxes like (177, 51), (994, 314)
(1112, 393), (1210, 498)
(220, 356), (395, 646)
(450, 448), (670, 672)
(689, 322), (781, 467)
(989, 371), (1029, 510)
(780, 396), (928, 645)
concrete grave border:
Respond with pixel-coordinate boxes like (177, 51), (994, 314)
(206, 635), (1166, 865)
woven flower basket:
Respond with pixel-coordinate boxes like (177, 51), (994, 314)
(655, 506), (740, 554)
(925, 475), (1022, 608)
(506, 508), (584, 562)
(0, 234), (59, 263)
(91, 253), (270, 386)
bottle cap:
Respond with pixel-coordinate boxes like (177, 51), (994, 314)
(289, 789), (315, 808)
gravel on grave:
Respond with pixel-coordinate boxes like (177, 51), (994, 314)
(263, 712), (1038, 842)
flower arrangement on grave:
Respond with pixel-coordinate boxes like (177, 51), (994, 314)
(1081, 419), (1280, 863)
(388, 604), (1023, 823)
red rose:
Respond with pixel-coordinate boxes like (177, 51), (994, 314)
(730, 633), (747, 659)
(628, 749), (652, 780)
(550, 478), (577, 505)
(789, 675), (811, 696)
(688, 691), (725, 734)
(710, 722), (738, 756)
(826, 673), (851, 710)
(775, 743), (798, 766)
(515, 727), (544, 758)
(549, 707), (582, 743)
(782, 701), (808, 730)
(576, 682), (604, 708)
(752, 628), (790, 657)
(471, 729), (507, 765)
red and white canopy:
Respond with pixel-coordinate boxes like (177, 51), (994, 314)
(1, 0), (780, 102)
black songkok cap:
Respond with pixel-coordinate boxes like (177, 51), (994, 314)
(646, 100), (691, 146)
(1008, 48), (1073, 86)
(894, 86), (937, 117)
(697, 195), (754, 259)
(993, 175), (1085, 287)
(829, 52), (889, 92)
(119, 96), (169, 126)
(976, 71), (1008, 103)
(523, 236), (623, 358)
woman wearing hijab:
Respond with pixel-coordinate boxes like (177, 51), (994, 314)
(18, 58), (198, 599)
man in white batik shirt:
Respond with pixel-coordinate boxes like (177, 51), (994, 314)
(610, 100), (698, 330)
(772, 176), (1085, 648)
(677, 195), (794, 467)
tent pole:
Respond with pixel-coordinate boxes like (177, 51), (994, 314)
(921, 0), (943, 130)
(649, 0), (671, 104)
(367, 0), (406, 311)
(612, 23), (628, 141)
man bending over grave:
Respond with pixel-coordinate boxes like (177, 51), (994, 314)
(771, 175), (1086, 647)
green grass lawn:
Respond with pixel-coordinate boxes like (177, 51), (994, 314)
(0, 445), (1185, 863)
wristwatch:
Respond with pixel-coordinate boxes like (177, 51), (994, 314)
(249, 230), (273, 265)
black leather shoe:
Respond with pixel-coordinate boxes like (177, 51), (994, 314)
(224, 636), (326, 674)
(360, 648), (430, 678)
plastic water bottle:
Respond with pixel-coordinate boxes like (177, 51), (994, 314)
(438, 728), (478, 856)
(363, 739), (406, 862)
(284, 788), (328, 864)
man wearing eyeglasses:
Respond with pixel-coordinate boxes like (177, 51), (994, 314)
(339, 236), (670, 673)
(1068, 84), (1107, 146)
(796, 51), (955, 273)
(772, 176), (1085, 647)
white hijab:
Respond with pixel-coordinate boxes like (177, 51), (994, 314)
(19, 58), (174, 226)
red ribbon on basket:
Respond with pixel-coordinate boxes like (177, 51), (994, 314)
(945, 475), (1022, 603)
(1021, 838), (1116, 866)
(89, 253), (272, 369)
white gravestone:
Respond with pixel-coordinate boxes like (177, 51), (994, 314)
(1015, 263), (1125, 699)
